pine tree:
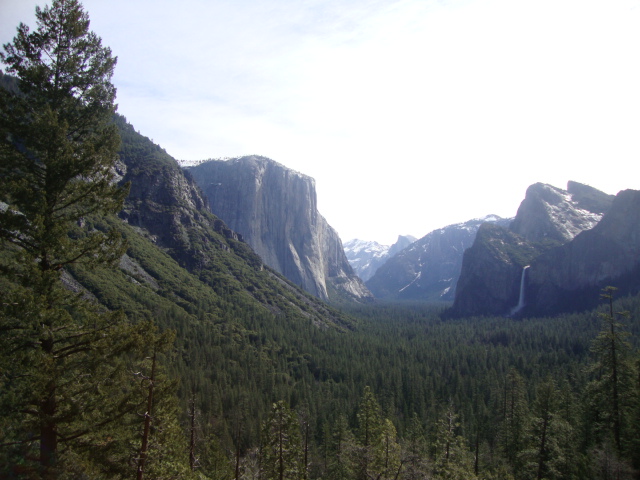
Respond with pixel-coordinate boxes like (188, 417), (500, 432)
(0, 1), (142, 477)
(131, 329), (194, 480)
(355, 386), (384, 480)
(260, 400), (303, 480)
(498, 368), (529, 477)
(376, 418), (401, 480)
(586, 287), (638, 471)
(324, 414), (357, 480)
(432, 401), (477, 480)
(401, 413), (430, 480)
(520, 377), (573, 480)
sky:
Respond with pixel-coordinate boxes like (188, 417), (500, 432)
(2, 0), (640, 245)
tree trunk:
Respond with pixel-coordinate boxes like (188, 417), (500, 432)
(40, 327), (57, 477)
(189, 394), (197, 471)
(536, 415), (549, 480)
(40, 380), (58, 477)
(137, 350), (157, 480)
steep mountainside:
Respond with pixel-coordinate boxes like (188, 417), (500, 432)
(450, 182), (621, 317)
(187, 156), (372, 302)
(367, 216), (510, 302)
(525, 189), (640, 315)
(344, 235), (416, 282)
(450, 222), (545, 316)
(110, 116), (349, 327)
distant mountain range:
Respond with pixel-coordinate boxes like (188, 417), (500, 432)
(343, 180), (640, 318)
(343, 236), (416, 282)
(364, 216), (510, 302)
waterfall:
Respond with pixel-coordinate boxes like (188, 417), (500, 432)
(510, 265), (530, 316)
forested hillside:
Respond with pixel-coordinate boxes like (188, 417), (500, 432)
(1, 1), (639, 479)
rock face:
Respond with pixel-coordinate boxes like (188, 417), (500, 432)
(450, 182), (624, 317)
(525, 189), (640, 315)
(367, 216), (510, 302)
(344, 235), (416, 282)
(450, 222), (544, 316)
(187, 156), (372, 302)
(510, 181), (611, 244)
(115, 116), (249, 272)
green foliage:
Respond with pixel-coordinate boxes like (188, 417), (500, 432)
(585, 287), (639, 472)
(0, 2), (183, 478)
(73, 251), (636, 478)
(520, 377), (573, 480)
(0, 0), (128, 277)
(498, 368), (530, 475)
(261, 400), (304, 480)
(432, 402), (477, 480)
(323, 414), (357, 480)
(353, 386), (402, 480)
(401, 413), (430, 480)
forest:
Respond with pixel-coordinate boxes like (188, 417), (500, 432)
(1, 1), (639, 479)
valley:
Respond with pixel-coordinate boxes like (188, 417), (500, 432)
(1, 2), (639, 478)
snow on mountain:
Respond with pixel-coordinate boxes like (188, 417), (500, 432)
(344, 235), (416, 282)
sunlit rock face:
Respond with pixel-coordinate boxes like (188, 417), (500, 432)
(510, 181), (612, 244)
(450, 182), (626, 317)
(187, 156), (372, 302)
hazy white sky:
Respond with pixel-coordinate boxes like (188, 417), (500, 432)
(2, 0), (640, 245)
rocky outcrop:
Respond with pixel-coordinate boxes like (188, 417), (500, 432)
(450, 182), (625, 317)
(187, 156), (372, 302)
(450, 223), (544, 316)
(510, 182), (612, 244)
(115, 116), (252, 271)
(525, 189), (640, 315)
(366, 216), (510, 301)
(344, 235), (416, 282)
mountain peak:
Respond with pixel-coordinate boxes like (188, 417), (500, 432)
(510, 182), (613, 244)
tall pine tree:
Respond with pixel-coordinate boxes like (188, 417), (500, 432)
(0, 1), (145, 477)
(355, 386), (383, 480)
(586, 287), (638, 471)
(260, 400), (303, 480)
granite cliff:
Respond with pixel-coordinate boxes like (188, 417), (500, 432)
(525, 188), (640, 315)
(450, 182), (625, 317)
(115, 116), (249, 272)
(450, 222), (545, 316)
(187, 156), (372, 302)
(510, 181), (611, 244)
